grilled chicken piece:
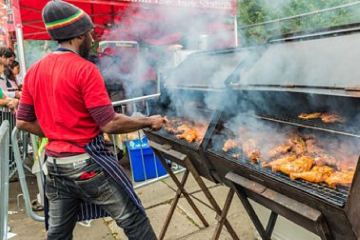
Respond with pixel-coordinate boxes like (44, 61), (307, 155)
(267, 143), (292, 158)
(165, 126), (179, 134)
(305, 139), (337, 166)
(306, 139), (323, 156)
(262, 153), (297, 168)
(287, 135), (306, 155)
(298, 113), (323, 120)
(177, 128), (198, 143)
(242, 139), (261, 163)
(321, 113), (346, 123)
(194, 125), (207, 143)
(325, 171), (355, 188)
(222, 139), (241, 152)
(273, 155), (315, 175)
(290, 166), (334, 182)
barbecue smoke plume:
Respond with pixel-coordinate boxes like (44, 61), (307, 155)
(99, 1), (236, 103)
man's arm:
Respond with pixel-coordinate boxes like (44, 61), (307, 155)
(16, 120), (45, 137)
(100, 113), (164, 134)
(16, 101), (45, 137)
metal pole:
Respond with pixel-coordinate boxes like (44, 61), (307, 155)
(15, 24), (26, 75)
(234, 15), (239, 47)
(0, 121), (10, 240)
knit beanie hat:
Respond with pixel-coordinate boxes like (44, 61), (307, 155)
(42, 0), (94, 40)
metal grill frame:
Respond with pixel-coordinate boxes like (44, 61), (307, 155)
(258, 113), (360, 138)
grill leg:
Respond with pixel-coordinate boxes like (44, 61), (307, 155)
(184, 158), (239, 240)
(266, 211), (278, 236)
(229, 182), (272, 240)
(153, 150), (209, 240)
(316, 215), (333, 240)
(212, 189), (237, 240)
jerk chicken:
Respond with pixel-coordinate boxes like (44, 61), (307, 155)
(325, 171), (355, 188)
(290, 166), (334, 183)
(242, 139), (261, 163)
(221, 125), (358, 188)
(298, 112), (346, 123)
(272, 155), (315, 175)
(164, 117), (207, 144)
(262, 153), (297, 168)
(222, 139), (241, 152)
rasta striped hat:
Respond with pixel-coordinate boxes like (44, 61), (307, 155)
(42, 0), (94, 40)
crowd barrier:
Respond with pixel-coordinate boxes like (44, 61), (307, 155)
(0, 120), (10, 240)
(0, 107), (17, 179)
(12, 127), (44, 222)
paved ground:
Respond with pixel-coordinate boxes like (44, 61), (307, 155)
(6, 171), (256, 240)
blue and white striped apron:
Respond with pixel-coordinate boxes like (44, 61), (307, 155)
(83, 134), (145, 216)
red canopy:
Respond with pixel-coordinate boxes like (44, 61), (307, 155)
(15, 0), (237, 43)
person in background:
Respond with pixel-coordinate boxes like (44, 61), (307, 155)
(5, 60), (23, 90)
(0, 47), (15, 66)
(0, 48), (21, 99)
(16, 1), (163, 239)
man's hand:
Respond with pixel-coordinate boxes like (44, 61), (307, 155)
(149, 115), (166, 131)
(6, 98), (18, 109)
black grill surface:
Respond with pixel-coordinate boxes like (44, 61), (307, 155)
(258, 114), (360, 137)
(208, 143), (349, 207)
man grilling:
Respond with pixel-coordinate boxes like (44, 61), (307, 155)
(16, 1), (163, 239)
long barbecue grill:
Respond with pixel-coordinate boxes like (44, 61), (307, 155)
(203, 27), (360, 239)
(146, 26), (360, 239)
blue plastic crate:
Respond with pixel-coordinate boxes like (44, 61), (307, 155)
(126, 137), (167, 182)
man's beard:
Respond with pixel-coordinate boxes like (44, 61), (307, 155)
(79, 37), (91, 59)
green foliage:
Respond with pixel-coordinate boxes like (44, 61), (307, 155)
(237, 0), (360, 45)
(21, 40), (100, 69)
(21, 40), (58, 69)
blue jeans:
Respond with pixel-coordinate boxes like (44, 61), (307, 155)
(45, 159), (157, 240)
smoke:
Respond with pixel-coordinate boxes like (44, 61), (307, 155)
(239, 33), (360, 88)
(99, 2), (235, 101)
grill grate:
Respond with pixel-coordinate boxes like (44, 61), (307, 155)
(258, 114), (360, 137)
(209, 145), (349, 207)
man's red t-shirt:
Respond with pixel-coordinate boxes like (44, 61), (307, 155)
(20, 52), (114, 155)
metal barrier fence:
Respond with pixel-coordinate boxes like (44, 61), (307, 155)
(1, 107), (17, 179)
(0, 120), (10, 240)
(0, 107), (30, 179)
(12, 127), (45, 222)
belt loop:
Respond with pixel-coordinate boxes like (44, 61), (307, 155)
(53, 159), (59, 175)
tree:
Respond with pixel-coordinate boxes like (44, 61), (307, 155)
(237, 0), (360, 45)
